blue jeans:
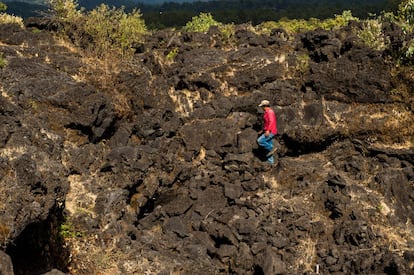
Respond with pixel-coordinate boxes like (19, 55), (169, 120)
(257, 133), (274, 164)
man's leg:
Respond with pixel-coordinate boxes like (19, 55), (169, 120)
(257, 134), (275, 164)
(257, 134), (273, 152)
(266, 138), (278, 157)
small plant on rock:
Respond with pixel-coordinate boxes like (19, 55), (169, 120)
(166, 47), (179, 61)
(59, 220), (83, 239)
(295, 52), (310, 77)
(219, 23), (236, 46)
(0, 53), (7, 69)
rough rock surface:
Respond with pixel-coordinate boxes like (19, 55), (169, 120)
(0, 19), (413, 274)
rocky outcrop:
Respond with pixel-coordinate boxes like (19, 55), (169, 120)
(0, 19), (413, 274)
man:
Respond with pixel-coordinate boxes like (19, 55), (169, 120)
(257, 99), (278, 165)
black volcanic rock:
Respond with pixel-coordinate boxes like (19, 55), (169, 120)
(0, 19), (413, 274)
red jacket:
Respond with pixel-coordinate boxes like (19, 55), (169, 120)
(263, 108), (277, 135)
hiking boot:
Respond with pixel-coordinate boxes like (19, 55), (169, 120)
(267, 155), (274, 165)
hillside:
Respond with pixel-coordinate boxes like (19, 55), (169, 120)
(3, 0), (399, 27)
(0, 14), (413, 275)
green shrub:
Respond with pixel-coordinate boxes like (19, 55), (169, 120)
(0, 53), (7, 69)
(376, 0), (414, 63)
(398, 0), (414, 32)
(0, 14), (23, 26)
(357, 19), (387, 51)
(397, 1), (414, 63)
(0, 1), (24, 28)
(48, 0), (82, 22)
(84, 5), (146, 57)
(294, 52), (310, 78)
(402, 38), (414, 63)
(0, 2), (7, 12)
(166, 47), (179, 60)
(318, 10), (359, 30)
(378, 11), (397, 24)
(218, 23), (236, 46)
(31, 28), (42, 33)
(267, 18), (316, 35)
(258, 11), (358, 36)
(48, 1), (147, 58)
(296, 53), (310, 71)
(59, 221), (83, 238)
(183, 12), (220, 33)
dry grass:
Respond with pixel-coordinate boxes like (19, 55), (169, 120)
(0, 223), (10, 247)
(372, 221), (414, 257)
(64, 224), (167, 274)
(321, 100), (414, 143)
(0, 146), (28, 161)
(54, 35), (134, 117)
(78, 56), (136, 117)
(294, 237), (317, 272)
(65, 175), (97, 217)
(54, 36), (84, 54)
(0, 195), (14, 248)
(168, 87), (201, 116)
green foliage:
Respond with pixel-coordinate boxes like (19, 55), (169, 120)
(0, 14), (24, 26)
(258, 10), (359, 36)
(375, 204), (383, 212)
(294, 53), (310, 78)
(84, 5), (147, 57)
(321, 10), (359, 30)
(398, 0), (414, 31)
(48, 1), (147, 58)
(376, 0), (414, 64)
(218, 23), (236, 46)
(0, 1), (24, 27)
(31, 28), (42, 33)
(403, 38), (414, 63)
(166, 47), (179, 60)
(378, 10), (397, 23)
(0, 2), (7, 12)
(0, 53), (8, 69)
(356, 19), (387, 51)
(258, 18), (314, 36)
(59, 221), (83, 238)
(296, 53), (310, 71)
(183, 12), (220, 33)
(137, 0), (396, 30)
(48, 0), (82, 22)
(397, 1), (414, 64)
